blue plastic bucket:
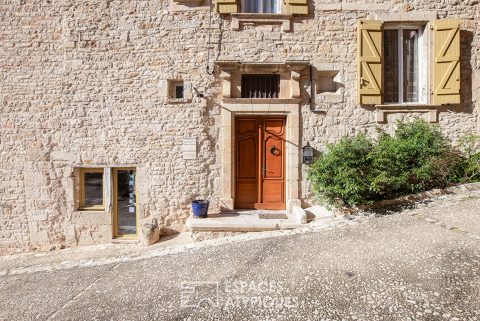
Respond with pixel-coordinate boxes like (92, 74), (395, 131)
(192, 200), (209, 218)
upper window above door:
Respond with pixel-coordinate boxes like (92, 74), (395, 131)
(241, 0), (280, 13)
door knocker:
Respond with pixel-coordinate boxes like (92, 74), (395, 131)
(270, 146), (281, 156)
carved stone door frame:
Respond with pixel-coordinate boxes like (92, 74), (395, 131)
(219, 99), (301, 213)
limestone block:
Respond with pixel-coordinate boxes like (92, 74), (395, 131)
(65, 225), (78, 246)
(72, 211), (110, 225)
(140, 219), (160, 246)
(291, 205), (307, 224)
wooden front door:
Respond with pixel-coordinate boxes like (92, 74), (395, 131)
(235, 116), (286, 210)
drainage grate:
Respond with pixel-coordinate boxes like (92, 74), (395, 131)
(258, 213), (288, 220)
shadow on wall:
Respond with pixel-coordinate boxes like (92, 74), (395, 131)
(455, 30), (474, 114)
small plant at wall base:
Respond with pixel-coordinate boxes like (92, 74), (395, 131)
(307, 119), (480, 208)
(191, 190), (211, 218)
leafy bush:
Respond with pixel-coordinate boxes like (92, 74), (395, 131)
(307, 134), (374, 207)
(307, 119), (480, 207)
(369, 120), (452, 197)
(458, 134), (480, 182)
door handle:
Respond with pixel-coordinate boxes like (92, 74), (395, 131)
(270, 146), (280, 156)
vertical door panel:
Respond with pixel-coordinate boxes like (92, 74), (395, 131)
(261, 118), (285, 209)
(235, 118), (258, 208)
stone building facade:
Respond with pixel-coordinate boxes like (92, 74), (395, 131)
(0, 0), (479, 254)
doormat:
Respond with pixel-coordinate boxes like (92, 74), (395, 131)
(258, 213), (288, 220)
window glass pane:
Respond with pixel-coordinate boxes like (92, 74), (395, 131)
(403, 29), (419, 102)
(384, 29), (399, 103)
(116, 170), (136, 235)
(241, 74), (280, 98)
(175, 85), (184, 99)
(83, 172), (103, 207)
(241, 0), (279, 13)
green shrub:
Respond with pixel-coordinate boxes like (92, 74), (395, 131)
(307, 134), (375, 207)
(458, 134), (480, 182)
(369, 119), (453, 197)
(307, 119), (480, 207)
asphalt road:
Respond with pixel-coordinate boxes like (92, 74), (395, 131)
(1, 192), (479, 321)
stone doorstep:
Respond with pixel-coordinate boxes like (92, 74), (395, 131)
(111, 238), (139, 244)
(186, 210), (304, 232)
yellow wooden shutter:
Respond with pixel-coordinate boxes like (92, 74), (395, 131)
(216, 0), (238, 14)
(357, 20), (383, 105)
(284, 0), (308, 15)
(433, 19), (461, 105)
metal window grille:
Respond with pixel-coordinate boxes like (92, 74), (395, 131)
(241, 74), (280, 99)
(175, 85), (184, 99)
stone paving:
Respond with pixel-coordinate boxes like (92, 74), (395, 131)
(0, 189), (479, 320)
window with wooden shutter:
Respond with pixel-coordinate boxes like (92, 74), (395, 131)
(216, 0), (238, 14)
(284, 0), (308, 15)
(357, 20), (383, 105)
(433, 19), (461, 105)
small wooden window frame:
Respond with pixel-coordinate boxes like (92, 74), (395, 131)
(169, 80), (185, 99)
(79, 168), (105, 211)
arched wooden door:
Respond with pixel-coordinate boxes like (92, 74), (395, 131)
(234, 116), (286, 210)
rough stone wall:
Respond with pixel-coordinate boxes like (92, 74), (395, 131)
(0, 0), (479, 253)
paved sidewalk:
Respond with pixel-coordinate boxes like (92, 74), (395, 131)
(0, 189), (479, 321)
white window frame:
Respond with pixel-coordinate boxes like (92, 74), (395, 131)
(240, 0), (281, 14)
(384, 24), (427, 104)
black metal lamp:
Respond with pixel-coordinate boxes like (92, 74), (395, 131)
(302, 142), (314, 164)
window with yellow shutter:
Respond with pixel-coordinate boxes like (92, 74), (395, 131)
(357, 20), (383, 105)
(357, 19), (462, 107)
(433, 19), (461, 105)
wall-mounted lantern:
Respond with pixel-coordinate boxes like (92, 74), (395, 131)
(302, 142), (314, 164)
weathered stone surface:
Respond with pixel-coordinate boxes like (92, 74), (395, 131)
(0, 0), (479, 253)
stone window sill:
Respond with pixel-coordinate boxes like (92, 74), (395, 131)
(374, 104), (441, 123)
(78, 207), (105, 211)
(167, 98), (192, 104)
(231, 13), (293, 32)
(375, 103), (441, 109)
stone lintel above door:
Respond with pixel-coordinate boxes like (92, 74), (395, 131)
(215, 60), (309, 100)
